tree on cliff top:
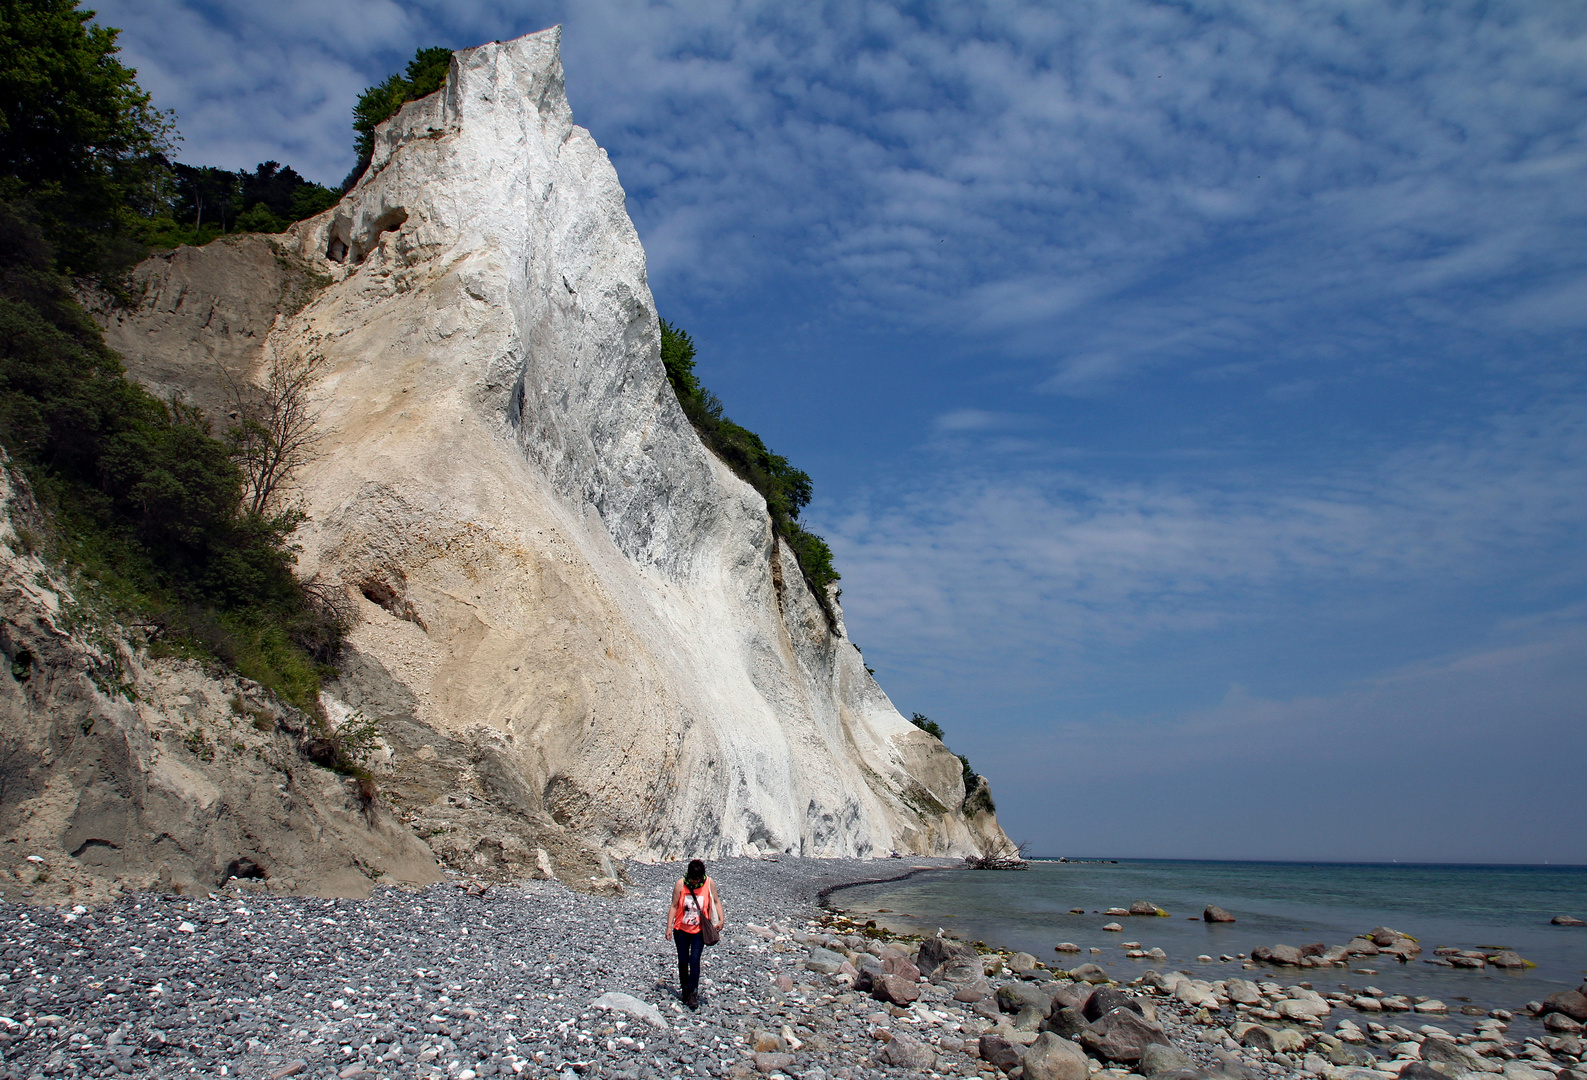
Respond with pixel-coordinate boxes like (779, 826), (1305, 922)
(345, 46), (452, 190)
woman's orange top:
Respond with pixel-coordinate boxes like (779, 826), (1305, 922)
(671, 877), (717, 933)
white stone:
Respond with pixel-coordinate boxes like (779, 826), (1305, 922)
(591, 992), (666, 1030)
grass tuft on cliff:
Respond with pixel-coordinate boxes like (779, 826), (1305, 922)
(660, 318), (841, 603)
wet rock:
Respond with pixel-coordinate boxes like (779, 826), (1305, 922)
(1225, 979), (1263, 1006)
(871, 973), (920, 1006)
(1542, 990), (1587, 1023)
(805, 947), (848, 974)
(1054, 942), (1083, 953)
(1552, 916), (1586, 927)
(1488, 951), (1530, 969)
(592, 991), (667, 1029)
(1041, 1006), (1090, 1039)
(1544, 1014), (1584, 1034)
(1236, 1025), (1306, 1054)
(917, 935), (981, 978)
(1131, 902), (1165, 917)
(1022, 1032), (1090, 1080)
(1204, 906), (1236, 923)
(754, 1052), (796, 1074)
(1067, 963), (1112, 984)
(1104, 922), (1125, 932)
(1051, 982), (1096, 1012)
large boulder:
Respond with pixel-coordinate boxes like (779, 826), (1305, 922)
(1130, 901), (1165, 916)
(917, 936), (981, 978)
(1487, 951), (1530, 970)
(1079, 1008), (1171, 1064)
(1068, 963), (1112, 984)
(1204, 905), (1236, 923)
(1022, 1033), (1090, 1080)
(1084, 987), (1144, 1022)
(1175, 980), (1221, 1011)
(1542, 990), (1587, 1023)
(979, 1034), (1026, 1073)
(879, 1032), (936, 1070)
(1141, 1044), (1196, 1077)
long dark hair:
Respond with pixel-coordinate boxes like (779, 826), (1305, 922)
(684, 859), (706, 888)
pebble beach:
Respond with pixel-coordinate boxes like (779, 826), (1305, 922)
(0, 858), (1582, 1080)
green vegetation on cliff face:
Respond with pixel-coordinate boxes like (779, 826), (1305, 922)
(0, 2), (340, 711)
(660, 319), (841, 600)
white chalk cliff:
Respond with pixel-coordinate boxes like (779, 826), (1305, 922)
(97, 27), (1013, 882)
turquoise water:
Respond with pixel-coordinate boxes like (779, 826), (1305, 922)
(834, 859), (1587, 1032)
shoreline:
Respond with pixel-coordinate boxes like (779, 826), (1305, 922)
(0, 856), (1578, 1080)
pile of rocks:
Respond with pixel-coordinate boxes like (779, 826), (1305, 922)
(1248, 928), (1532, 973)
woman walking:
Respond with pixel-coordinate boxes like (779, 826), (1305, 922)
(665, 859), (723, 1009)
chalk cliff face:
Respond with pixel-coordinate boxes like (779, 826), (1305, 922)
(95, 27), (1013, 883)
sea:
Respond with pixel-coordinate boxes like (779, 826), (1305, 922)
(831, 858), (1587, 1038)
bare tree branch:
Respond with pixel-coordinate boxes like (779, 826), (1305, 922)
(224, 342), (327, 517)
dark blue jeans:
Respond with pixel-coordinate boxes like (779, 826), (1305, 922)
(674, 930), (703, 1000)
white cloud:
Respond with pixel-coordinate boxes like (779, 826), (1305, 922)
(824, 396), (1587, 679)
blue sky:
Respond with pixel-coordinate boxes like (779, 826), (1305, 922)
(98, 0), (1587, 863)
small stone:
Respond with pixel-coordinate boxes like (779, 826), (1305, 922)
(1054, 943), (1082, 953)
(268, 1064), (309, 1080)
(754, 1052), (796, 1074)
(1103, 923), (1124, 932)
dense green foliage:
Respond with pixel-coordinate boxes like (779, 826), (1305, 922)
(909, 712), (946, 740)
(0, 3), (341, 711)
(135, 159), (339, 250)
(659, 319), (841, 601)
(0, 0), (174, 276)
(346, 46), (452, 189)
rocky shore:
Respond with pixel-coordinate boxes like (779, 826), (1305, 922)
(0, 861), (1582, 1080)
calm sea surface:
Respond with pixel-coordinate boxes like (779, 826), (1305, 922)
(832, 859), (1587, 1035)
